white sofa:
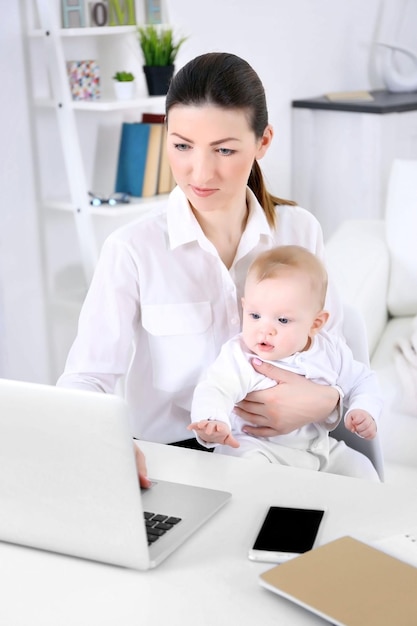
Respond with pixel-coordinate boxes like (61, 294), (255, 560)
(325, 159), (417, 486)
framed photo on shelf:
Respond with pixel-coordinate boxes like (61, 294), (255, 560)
(66, 60), (100, 100)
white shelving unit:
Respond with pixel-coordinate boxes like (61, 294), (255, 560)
(22, 0), (169, 378)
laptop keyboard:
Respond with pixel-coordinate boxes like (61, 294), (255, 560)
(144, 511), (182, 545)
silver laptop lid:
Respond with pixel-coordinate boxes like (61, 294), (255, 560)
(0, 378), (231, 571)
(0, 379), (150, 570)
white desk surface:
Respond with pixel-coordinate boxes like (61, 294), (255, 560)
(2, 441), (417, 626)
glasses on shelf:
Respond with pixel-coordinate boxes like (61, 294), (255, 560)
(88, 191), (131, 206)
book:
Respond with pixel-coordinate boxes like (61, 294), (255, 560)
(141, 112), (166, 124)
(157, 124), (174, 194)
(142, 123), (165, 197)
(115, 119), (174, 198)
(325, 90), (374, 102)
(115, 123), (151, 197)
(260, 536), (417, 626)
(141, 114), (175, 195)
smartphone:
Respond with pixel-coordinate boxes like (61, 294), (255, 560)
(248, 505), (326, 563)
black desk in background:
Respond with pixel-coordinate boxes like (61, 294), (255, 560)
(290, 89), (417, 238)
(292, 88), (417, 115)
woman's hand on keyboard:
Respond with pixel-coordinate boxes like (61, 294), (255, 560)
(134, 442), (152, 488)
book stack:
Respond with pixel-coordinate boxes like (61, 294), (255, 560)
(115, 113), (175, 198)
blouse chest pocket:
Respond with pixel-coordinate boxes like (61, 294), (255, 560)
(141, 302), (215, 393)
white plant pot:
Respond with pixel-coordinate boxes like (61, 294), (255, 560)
(113, 80), (136, 100)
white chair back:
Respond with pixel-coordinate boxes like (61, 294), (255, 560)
(332, 302), (385, 481)
(386, 159), (417, 317)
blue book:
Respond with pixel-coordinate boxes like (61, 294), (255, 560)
(115, 123), (151, 197)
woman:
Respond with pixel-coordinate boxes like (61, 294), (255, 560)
(58, 52), (343, 457)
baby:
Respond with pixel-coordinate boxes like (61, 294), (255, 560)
(189, 245), (382, 479)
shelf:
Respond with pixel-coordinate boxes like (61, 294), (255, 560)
(72, 96), (166, 111)
(26, 0), (170, 379)
(29, 25), (137, 38)
(34, 96), (165, 111)
(292, 89), (417, 115)
(43, 194), (169, 216)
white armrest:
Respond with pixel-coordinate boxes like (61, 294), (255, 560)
(325, 220), (390, 356)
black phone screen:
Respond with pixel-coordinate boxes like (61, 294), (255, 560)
(252, 506), (325, 554)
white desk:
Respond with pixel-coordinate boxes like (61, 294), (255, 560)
(2, 441), (417, 626)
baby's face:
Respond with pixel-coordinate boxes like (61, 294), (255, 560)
(241, 272), (325, 361)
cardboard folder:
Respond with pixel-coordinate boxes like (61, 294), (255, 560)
(259, 536), (417, 626)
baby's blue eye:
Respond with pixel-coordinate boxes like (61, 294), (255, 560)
(250, 313), (260, 320)
(278, 318), (289, 324)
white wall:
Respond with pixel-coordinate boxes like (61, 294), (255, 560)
(167, 0), (386, 198)
(1, 0), (411, 382)
(0, 2), (50, 382)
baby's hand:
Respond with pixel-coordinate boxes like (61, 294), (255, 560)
(345, 409), (377, 439)
(188, 420), (240, 448)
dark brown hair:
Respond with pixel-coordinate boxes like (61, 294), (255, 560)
(165, 52), (296, 228)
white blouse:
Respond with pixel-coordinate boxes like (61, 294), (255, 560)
(57, 186), (344, 443)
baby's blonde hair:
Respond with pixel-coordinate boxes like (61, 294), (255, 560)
(247, 245), (328, 309)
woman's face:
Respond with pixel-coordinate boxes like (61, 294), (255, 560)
(166, 104), (272, 214)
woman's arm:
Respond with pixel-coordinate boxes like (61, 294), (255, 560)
(234, 358), (340, 437)
(57, 236), (138, 391)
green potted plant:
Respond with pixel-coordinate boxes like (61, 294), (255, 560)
(137, 25), (187, 95)
(112, 70), (136, 100)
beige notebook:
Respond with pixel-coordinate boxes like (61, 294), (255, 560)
(259, 536), (417, 626)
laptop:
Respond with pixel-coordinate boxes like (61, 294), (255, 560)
(0, 378), (231, 570)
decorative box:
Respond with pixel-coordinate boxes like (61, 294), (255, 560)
(66, 60), (100, 100)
